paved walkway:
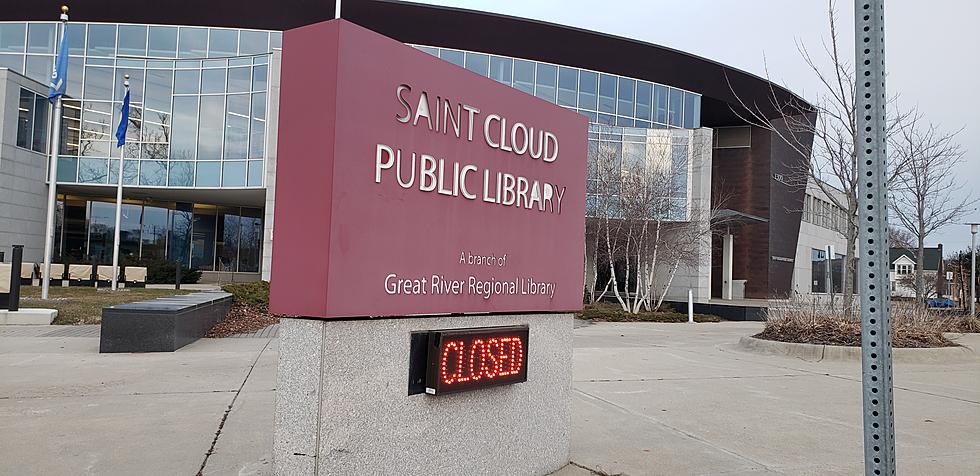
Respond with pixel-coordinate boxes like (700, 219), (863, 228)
(1, 322), (977, 475)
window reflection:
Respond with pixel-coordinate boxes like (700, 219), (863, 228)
(208, 28), (238, 56)
(534, 63), (557, 103)
(196, 161), (220, 187)
(148, 26), (177, 58)
(26, 23), (55, 54)
(178, 27), (207, 58)
(668, 88), (684, 127)
(141, 206), (169, 260)
(118, 25), (147, 56)
(557, 67), (577, 107)
(438, 49), (463, 67)
(169, 161), (194, 187)
(489, 56), (512, 86)
(191, 204), (217, 271)
(87, 24), (117, 57)
(464, 52), (489, 77)
(513, 59), (534, 94)
(139, 160), (167, 186)
(197, 96), (225, 159)
(598, 74), (616, 114)
(0, 23), (26, 53)
(171, 96), (198, 160)
(222, 161), (246, 187)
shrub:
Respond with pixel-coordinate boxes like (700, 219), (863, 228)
(122, 257), (202, 284)
(221, 281), (270, 312)
(756, 298), (957, 348)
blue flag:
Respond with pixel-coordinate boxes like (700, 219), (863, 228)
(116, 89), (130, 147)
(47, 26), (68, 102)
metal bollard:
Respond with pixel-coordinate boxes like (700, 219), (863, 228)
(175, 260), (182, 290)
(9, 245), (23, 311)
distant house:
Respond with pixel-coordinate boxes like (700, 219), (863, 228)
(889, 245), (948, 299)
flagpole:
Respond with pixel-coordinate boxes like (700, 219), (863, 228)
(111, 75), (130, 291)
(335, 0), (341, 19)
(41, 5), (69, 300)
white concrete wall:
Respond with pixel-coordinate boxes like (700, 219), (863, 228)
(661, 128), (713, 303)
(260, 50), (281, 281)
(793, 180), (850, 300)
(0, 70), (51, 264)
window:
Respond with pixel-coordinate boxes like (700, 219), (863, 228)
(653, 85), (668, 124)
(513, 59), (534, 94)
(534, 63), (557, 103)
(438, 49), (464, 67)
(239, 30), (269, 55)
(464, 52), (489, 77)
(578, 70), (598, 111)
(811, 248), (827, 293)
(118, 25), (148, 56)
(148, 26), (177, 58)
(208, 28), (238, 56)
(557, 66), (577, 107)
(683, 93), (700, 129)
(197, 96), (225, 160)
(617, 77), (635, 117)
(635, 81), (652, 121)
(27, 23), (56, 54)
(86, 23), (117, 57)
(489, 56), (512, 86)
(713, 126), (751, 148)
(896, 263), (913, 275)
(0, 23), (26, 53)
(667, 87), (684, 127)
(598, 74), (616, 113)
(178, 27), (207, 58)
(16, 88), (48, 154)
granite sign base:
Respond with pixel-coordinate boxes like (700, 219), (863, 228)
(273, 313), (572, 475)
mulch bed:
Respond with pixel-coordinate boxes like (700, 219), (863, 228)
(754, 318), (959, 348)
(577, 303), (720, 323)
(206, 304), (281, 338)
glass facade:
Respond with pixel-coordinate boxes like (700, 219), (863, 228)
(0, 21), (278, 189)
(52, 195), (263, 272)
(416, 45), (703, 221)
(586, 125), (693, 221)
(415, 45), (702, 129)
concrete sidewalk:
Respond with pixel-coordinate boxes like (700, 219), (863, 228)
(1, 322), (977, 475)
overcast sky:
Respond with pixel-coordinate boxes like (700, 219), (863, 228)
(422, 0), (980, 252)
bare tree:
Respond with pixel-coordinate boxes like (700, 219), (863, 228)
(888, 226), (914, 248)
(727, 0), (909, 309)
(587, 126), (715, 313)
(889, 116), (976, 301)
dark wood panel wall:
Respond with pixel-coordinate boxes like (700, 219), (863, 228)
(710, 117), (813, 300)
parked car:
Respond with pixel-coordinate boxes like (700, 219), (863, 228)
(926, 297), (956, 308)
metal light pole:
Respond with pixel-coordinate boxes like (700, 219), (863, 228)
(970, 223), (978, 317)
(855, 1), (896, 474)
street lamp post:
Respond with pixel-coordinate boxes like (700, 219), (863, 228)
(970, 223), (978, 317)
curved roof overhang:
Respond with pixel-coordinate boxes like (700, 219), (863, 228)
(7, 0), (814, 127)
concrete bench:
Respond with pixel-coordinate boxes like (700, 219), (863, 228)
(99, 291), (233, 353)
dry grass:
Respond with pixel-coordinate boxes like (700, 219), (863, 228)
(755, 298), (964, 348)
(577, 302), (721, 323)
(19, 286), (192, 325)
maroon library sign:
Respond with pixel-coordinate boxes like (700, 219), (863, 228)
(269, 19), (587, 318)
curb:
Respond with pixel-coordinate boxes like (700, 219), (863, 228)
(737, 336), (979, 363)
